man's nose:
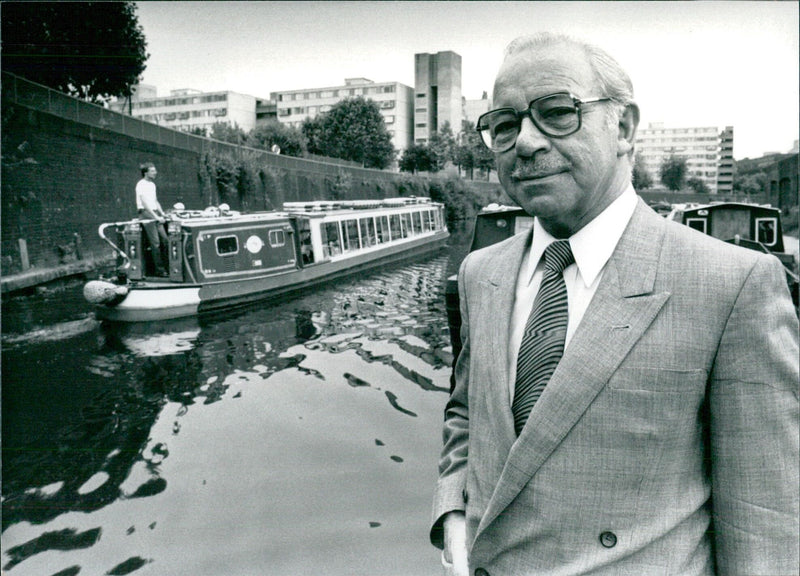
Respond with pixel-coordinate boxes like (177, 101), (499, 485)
(514, 117), (551, 157)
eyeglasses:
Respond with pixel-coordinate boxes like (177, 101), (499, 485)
(476, 92), (612, 152)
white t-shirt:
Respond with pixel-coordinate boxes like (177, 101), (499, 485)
(135, 178), (160, 212)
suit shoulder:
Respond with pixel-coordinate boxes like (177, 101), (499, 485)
(461, 231), (528, 274)
(661, 215), (766, 271)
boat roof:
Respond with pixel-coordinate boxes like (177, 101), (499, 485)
(143, 197), (442, 228)
(672, 201), (778, 213)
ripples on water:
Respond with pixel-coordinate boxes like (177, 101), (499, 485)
(1, 247), (467, 575)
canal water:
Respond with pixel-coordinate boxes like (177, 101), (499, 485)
(1, 225), (472, 576)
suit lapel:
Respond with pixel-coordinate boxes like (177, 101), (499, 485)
(475, 201), (672, 540)
(480, 230), (533, 450)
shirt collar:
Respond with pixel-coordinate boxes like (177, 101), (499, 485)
(524, 184), (638, 286)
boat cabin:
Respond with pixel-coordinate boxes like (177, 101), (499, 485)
(111, 198), (447, 285)
(667, 202), (786, 253)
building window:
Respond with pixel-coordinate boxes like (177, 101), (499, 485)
(384, 115), (395, 124)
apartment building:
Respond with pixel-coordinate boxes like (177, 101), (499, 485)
(635, 123), (734, 194)
(118, 87), (270, 134)
(270, 78), (414, 153)
(463, 94), (491, 126)
(414, 51), (462, 144)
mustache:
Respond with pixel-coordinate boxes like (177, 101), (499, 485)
(510, 160), (569, 180)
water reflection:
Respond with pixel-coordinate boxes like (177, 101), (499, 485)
(2, 243), (467, 575)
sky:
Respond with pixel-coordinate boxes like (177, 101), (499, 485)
(135, 1), (799, 160)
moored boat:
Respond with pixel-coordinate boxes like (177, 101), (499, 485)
(84, 197), (449, 322)
(666, 201), (798, 303)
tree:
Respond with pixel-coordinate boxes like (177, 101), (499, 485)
(316, 97), (395, 169)
(733, 172), (768, 196)
(659, 155), (688, 191)
(632, 153), (653, 189)
(210, 122), (247, 145)
(1, 2), (149, 103)
(246, 122), (307, 158)
(300, 116), (326, 156)
(428, 122), (457, 172)
(686, 177), (710, 194)
(399, 144), (434, 174)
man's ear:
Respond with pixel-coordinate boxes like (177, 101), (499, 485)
(617, 103), (640, 157)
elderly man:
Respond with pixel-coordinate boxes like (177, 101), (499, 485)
(431, 33), (798, 576)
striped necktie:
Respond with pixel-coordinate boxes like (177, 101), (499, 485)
(512, 240), (575, 435)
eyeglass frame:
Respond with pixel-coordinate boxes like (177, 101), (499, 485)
(476, 92), (613, 152)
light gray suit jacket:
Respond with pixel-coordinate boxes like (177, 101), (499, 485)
(432, 199), (799, 575)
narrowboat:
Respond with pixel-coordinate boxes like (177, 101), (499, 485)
(84, 198), (449, 322)
(667, 201), (798, 303)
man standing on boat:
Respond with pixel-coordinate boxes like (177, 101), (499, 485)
(431, 32), (799, 576)
(136, 162), (169, 277)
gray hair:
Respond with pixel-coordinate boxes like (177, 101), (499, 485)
(503, 33), (635, 120)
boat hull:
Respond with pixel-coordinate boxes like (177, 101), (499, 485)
(96, 231), (448, 322)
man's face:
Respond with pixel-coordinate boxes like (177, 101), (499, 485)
(493, 44), (626, 237)
(146, 166), (158, 181)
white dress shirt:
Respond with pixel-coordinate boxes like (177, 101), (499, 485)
(507, 186), (638, 403)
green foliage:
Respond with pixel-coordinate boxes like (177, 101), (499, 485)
(428, 122), (456, 171)
(455, 120), (495, 180)
(659, 155), (688, 191)
(733, 172), (768, 196)
(428, 176), (497, 226)
(396, 174), (426, 197)
(210, 122), (247, 145)
(399, 144), (434, 174)
(632, 153), (653, 189)
(247, 121), (307, 157)
(316, 97), (396, 169)
(329, 171), (352, 200)
(187, 126), (208, 137)
(686, 177), (710, 194)
(1, 2), (149, 103)
(301, 116), (326, 156)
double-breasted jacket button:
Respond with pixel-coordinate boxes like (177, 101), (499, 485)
(599, 531), (617, 548)
(462, 488), (469, 503)
(474, 568), (489, 576)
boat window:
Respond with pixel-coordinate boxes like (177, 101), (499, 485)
(756, 217), (777, 246)
(390, 214), (402, 240)
(343, 219), (359, 252)
(420, 210), (431, 232)
(686, 218), (707, 234)
(268, 229), (286, 247)
(399, 213), (410, 238)
(324, 222), (342, 257)
(216, 235), (239, 256)
(360, 217), (376, 247)
(377, 215), (391, 243)
(412, 211), (423, 235)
